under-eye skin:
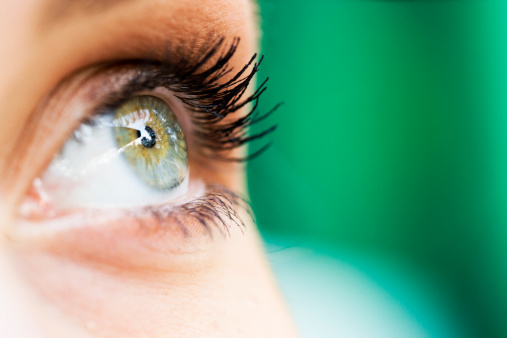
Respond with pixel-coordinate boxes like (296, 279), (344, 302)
(16, 39), (277, 236)
(113, 95), (187, 190)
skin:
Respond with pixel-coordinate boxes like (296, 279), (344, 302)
(0, 0), (298, 337)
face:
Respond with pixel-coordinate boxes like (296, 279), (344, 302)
(0, 0), (296, 337)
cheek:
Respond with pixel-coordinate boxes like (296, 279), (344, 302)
(12, 252), (209, 336)
(8, 226), (216, 336)
(0, 252), (47, 337)
(7, 215), (281, 337)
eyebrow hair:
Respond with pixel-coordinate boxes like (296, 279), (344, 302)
(40, 0), (136, 28)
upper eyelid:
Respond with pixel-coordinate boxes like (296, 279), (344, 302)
(84, 38), (237, 117)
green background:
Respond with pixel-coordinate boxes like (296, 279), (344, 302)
(247, 1), (507, 337)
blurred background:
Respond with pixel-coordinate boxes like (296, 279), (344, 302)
(247, 1), (507, 337)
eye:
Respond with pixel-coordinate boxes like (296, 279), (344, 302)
(33, 95), (189, 211)
(13, 39), (276, 239)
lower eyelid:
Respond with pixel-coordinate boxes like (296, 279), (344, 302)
(9, 184), (249, 272)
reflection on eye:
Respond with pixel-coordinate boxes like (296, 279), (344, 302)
(113, 95), (187, 190)
(33, 95), (188, 210)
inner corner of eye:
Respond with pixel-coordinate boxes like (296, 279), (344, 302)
(33, 94), (190, 211)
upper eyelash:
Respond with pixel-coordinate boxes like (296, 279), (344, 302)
(97, 38), (281, 162)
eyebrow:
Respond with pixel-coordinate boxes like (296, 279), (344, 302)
(40, 0), (136, 28)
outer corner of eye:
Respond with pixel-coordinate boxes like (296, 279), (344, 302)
(20, 94), (190, 219)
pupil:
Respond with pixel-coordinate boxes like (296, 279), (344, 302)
(141, 125), (157, 148)
(136, 130), (141, 138)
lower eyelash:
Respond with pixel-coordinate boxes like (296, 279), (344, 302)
(15, 185), (251, 240)
(134, 184), (252, 237)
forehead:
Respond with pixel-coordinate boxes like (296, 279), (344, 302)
(0, 0), (257, 85)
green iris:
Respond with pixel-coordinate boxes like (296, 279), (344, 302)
(113, 95), (188, 190)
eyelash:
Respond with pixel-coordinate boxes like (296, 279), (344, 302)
(138, 184), (253, 237)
